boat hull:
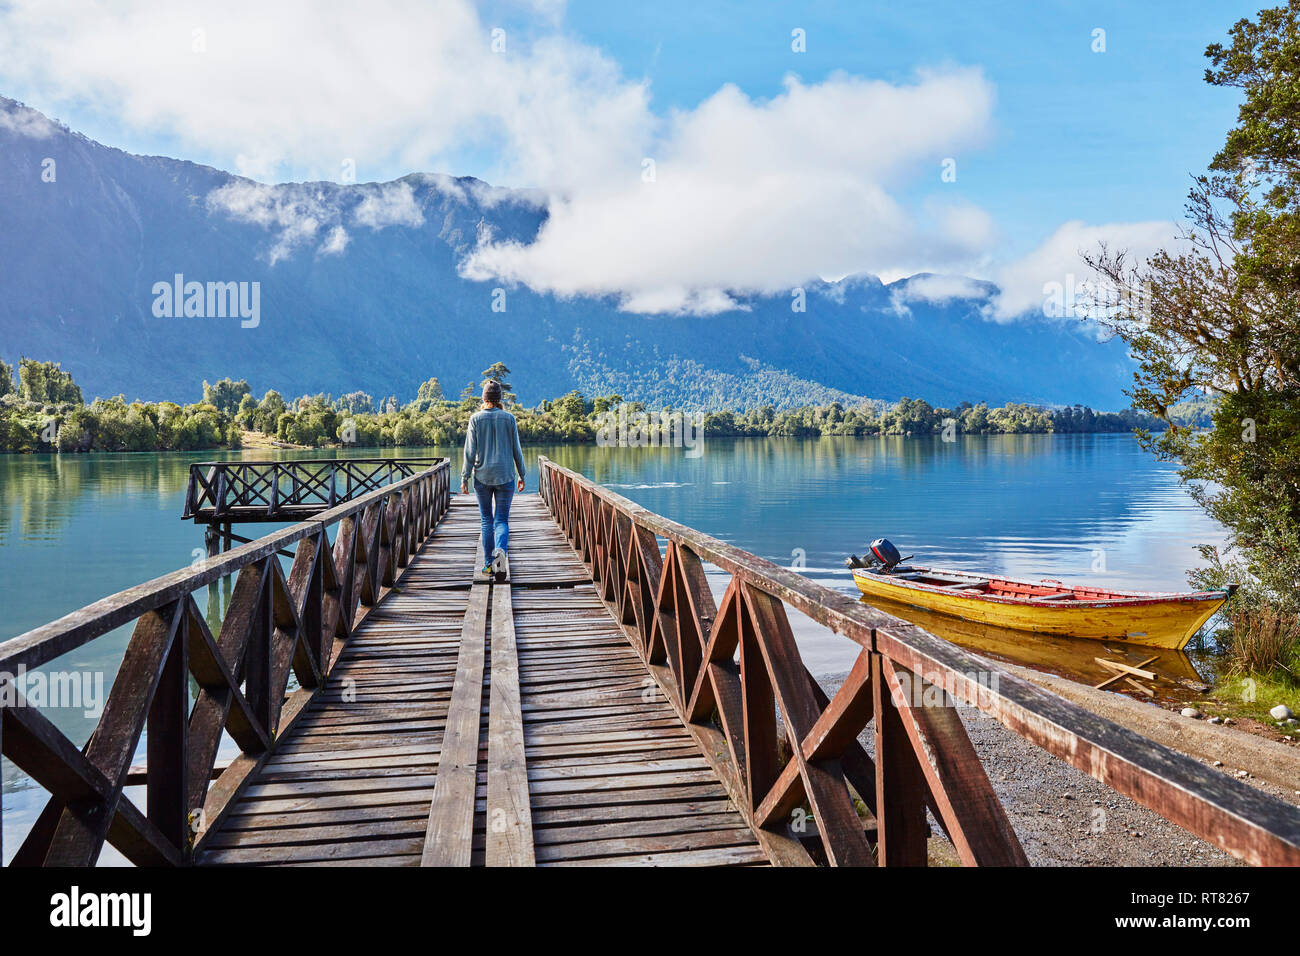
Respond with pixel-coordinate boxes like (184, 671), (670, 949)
(860, 594), (1208, 692)
(852, 571), (1226, 650)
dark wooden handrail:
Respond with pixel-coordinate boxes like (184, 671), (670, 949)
(537, 456), (1300, 867)
(183, 457), (443, 522)
(0, 459), (452, 866)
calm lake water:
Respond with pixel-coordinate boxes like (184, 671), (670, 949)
(0, 434), (1226, 861)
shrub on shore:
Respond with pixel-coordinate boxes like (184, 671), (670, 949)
(1225, 601), (1298, 687)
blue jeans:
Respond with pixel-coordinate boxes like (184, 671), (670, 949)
(474, 479), (514, 561)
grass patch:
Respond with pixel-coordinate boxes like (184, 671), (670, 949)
(1197, 601), (1299, 727)
(1206, 673), (1299, 723)
(1225, 602), (1299, 680)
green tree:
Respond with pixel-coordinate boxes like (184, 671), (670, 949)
(18, 357), (82, 405)
(202, 377), (252, 414)
(458, 381), (480, 410)
(1086, 2), (1300, 608)
(336, 390), (375, 415)
(254, 390), (286, 433)
(1205, 2), (1300, 300)
(481, 362), (518, 405)
(409, 377), (444, 412)
(235, 393), (258, 429)
(0, 358), (13, 398)
(553, 390), (588, 421)
(481, 363), (511, 391)
(885, 397), (938, 435)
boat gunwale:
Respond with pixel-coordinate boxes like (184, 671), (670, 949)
(850, 565), (1230, 611)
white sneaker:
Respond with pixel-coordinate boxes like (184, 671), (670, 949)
(492, 548), (507, 583)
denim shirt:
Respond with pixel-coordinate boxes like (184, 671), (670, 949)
(462, 408), (526, 486)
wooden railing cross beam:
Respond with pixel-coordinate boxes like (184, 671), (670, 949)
(536, 456), (1300, 868)
(743, 585), (875, 866)
(42, 601), (185, 865)
(877, 656), (1027, 866)
(1, 460), (451, 867)
(753, 649), (875, 827)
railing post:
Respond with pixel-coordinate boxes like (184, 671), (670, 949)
(739, 589), (778, 815)
(293, 530), (325, 678)
(214, 470), (228, 519)
(147, 609), (191, 855)
(871, 651), (929, 866)
(240, 561), (276, 736)
(182, 465), (198, 519)
(267, 464), (279, 517)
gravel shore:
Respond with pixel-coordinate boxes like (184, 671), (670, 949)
(817, 670), (1300, 866)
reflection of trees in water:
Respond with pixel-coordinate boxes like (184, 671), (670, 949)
(534, 433), (1066, 485)
(0, 453), (198, 542)
(0, 438), (1145, 559)
(531, 435), (1170, 577)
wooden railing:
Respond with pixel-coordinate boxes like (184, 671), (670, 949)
(0, 459), (451, 866)
(183, 457), (442, 523)
(538, 456), (1300, 867)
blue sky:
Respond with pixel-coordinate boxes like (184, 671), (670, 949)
(0, 0), (1260, 313)
(551, 0), (1253, 257)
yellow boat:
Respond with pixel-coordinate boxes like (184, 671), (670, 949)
(848, 540), (1231, 651)
(858, 593), (1210, 693)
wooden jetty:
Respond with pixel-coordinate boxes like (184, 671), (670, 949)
(1, 457), (1297, 867)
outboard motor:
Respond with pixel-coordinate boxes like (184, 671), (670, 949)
(846, 538), (908, 571)
(868, 538), (903, 571)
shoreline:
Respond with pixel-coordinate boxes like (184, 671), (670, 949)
(814, 664), (1299, 866)
(0, 428), (1162, 456)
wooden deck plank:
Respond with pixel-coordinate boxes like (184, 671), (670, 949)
(196, 495), (766, 868)
(486, 581), (534, 866)
(419, 581), (489, 866)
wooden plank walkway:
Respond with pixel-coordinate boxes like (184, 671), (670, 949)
(195, 495), (766, 866)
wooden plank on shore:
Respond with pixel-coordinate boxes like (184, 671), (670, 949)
(1095, 656), (1158, 680)
(1094, 655), (1159, 690)
(420, 582), (489, 867)
(486, 582), (534, 866)
(1124, 677), (1156, 697)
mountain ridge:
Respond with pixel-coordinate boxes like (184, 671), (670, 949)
(0, 95), (1135, 410)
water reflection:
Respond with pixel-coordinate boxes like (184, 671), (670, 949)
(543, 434), (1224, 593)
(860, 594), (1209, 702)
(0, 434), (1227, 862)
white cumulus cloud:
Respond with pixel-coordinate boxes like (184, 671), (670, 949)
(988, 219), (1179, 321)
(462, 69), (998, 312)
(0, 0), (1183, 318)
(353, 182), (425, 230)
(0, 97), (57, 137)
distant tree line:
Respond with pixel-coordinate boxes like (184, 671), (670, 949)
(0, 356), (1170, 453)
(700, 398), (1163, 437)
(0, 358), (242, 452)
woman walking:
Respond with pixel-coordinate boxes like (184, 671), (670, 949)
(461, 380), (526, 581)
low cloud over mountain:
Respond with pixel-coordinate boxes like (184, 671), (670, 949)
(0, 97), (1136, 409)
